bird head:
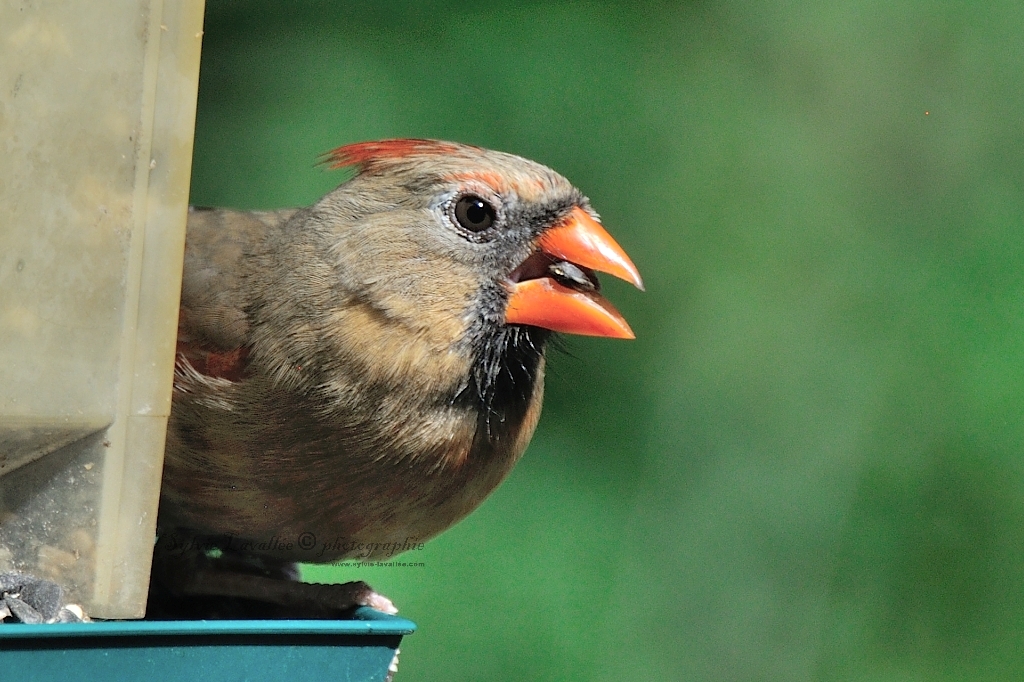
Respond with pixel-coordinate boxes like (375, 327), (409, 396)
(319, 139), (643, 342)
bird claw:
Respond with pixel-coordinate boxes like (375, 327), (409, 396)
(289, 579), (399, 615)
(361, 589), (398, 615)
(303, 579), (397, 614)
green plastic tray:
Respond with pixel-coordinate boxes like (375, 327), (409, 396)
(0, 607), (415, 682)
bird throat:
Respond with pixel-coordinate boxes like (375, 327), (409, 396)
(460, 322), (550, 443)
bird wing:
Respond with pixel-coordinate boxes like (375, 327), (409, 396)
(176, 206), (297, 381)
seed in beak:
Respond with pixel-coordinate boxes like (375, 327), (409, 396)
(547, 260), (598, 292)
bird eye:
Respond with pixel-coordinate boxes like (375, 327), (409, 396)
(453, 195), (496, 232)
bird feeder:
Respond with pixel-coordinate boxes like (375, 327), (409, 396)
(0, 0), (206, 620)
(0, 607), (413, 682)
(0, 7), (415, 679)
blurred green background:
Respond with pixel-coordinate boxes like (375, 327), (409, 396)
(189, 1), (1024, 679)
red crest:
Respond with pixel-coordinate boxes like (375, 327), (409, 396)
(322, 139), (469, 171)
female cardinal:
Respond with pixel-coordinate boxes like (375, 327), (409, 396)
(151, 139), (642, 618)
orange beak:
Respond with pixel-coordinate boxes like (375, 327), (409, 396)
(504, 207), (643, 339)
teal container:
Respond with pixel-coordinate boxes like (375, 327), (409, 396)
(0, 607), (414, 682)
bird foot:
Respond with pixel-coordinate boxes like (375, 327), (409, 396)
(147, 537), (397, 619)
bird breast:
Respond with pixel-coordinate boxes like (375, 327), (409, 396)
(161, 345), (545, 564)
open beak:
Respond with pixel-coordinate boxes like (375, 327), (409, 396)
(505, 207), (643, 339)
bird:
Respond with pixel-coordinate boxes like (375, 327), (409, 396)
(148, 139), (643, 619)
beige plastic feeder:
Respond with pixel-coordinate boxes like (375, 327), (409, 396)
(0, 1), (206, 618)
